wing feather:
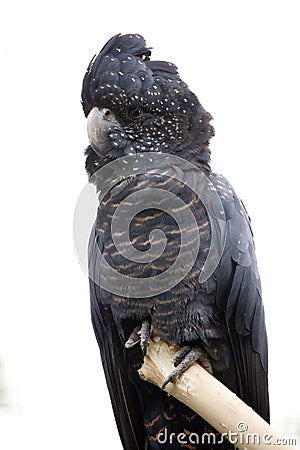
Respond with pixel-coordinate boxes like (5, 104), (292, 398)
(212, 174), (270, 422)
(89, 228), (146, 450)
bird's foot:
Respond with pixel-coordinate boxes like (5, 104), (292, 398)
(124, 326), (141, 348)
(162, 345), (213, 389)
(140, 320), (151, 356)
(125, 320), (151, 356)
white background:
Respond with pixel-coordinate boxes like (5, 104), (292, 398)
(1, 1), (299, 448)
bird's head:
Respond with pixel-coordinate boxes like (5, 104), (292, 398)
(82, 34), (214, 176)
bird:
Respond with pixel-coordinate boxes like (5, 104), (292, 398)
(81, 33), (269, 450)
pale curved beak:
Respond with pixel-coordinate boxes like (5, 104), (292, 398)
(87, 107), (120, 155)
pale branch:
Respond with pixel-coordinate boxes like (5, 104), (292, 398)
(138, 338), (295, 450)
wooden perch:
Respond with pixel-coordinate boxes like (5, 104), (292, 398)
(138, 338), (295, 450)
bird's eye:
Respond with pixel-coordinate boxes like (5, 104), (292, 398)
(103, 108), (111, 118)
(129, 107), (143, 120)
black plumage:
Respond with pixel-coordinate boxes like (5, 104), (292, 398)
(82, 34), (269, 450)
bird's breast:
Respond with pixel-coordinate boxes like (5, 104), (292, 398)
(93, 173), (217, 343)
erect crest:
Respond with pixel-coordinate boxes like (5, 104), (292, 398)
(81, 33), (190, 118)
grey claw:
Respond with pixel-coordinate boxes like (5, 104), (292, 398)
(162, 345), (213, 388)
(125, 326), (141, 349)
(162, 370), (180, 389)
(125, 320), (151, 356)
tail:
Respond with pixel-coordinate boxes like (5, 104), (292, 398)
(139, 381), (234, 450)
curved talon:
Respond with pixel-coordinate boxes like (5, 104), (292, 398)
(125, 320), (151, 356)
(162, 369), (180, 389)
(162, 345), (213, 389)
(125, 326), (141, 349)
(161, 362), (186, 390)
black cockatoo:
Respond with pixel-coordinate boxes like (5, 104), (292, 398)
(81, 33), (269, 450)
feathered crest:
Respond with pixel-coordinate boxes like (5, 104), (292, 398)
(81, 33), (183, 117)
